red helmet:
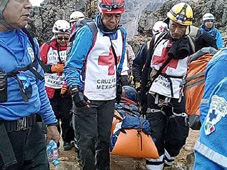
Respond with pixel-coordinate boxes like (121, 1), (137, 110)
(98, 0), (125, 14)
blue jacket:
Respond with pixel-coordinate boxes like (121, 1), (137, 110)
(199, 25), (223, 49)
(64, 15), (127, 90)
(200, 48), (227, 123)
(0, 29), (57, 125)
(194, 77), (227, 168)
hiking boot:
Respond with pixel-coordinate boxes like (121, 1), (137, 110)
(63, 142), (72, 151)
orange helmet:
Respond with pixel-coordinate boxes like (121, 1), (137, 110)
(98, 0), (125, 14)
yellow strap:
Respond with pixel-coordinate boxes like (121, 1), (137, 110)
(147, 40), (151, 51)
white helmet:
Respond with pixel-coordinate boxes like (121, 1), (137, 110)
(202, 13), (215, 21)
(70, 11), (85, 23)
(52, 20), (71, 34)
(152, 21), (168, 35)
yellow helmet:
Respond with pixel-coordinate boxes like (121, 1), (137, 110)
(167, 2), (193, 26)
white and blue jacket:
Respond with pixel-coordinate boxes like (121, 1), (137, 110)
(200, 48), (227, 123)
(64, 15), (127, 100)
(0, 29), (57, 125)
(194, 48), (227, 168)
(199, 25), (223, 49)
(194, 77), (227, 168)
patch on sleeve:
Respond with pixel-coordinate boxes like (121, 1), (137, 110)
(27, 47), (35, 61)
(204, 95), (227, 135)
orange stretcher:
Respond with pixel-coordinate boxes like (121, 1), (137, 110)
(111, 110), (123, 135)
(111, 129), (159, 159)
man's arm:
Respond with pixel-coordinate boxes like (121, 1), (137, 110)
(64, 25), (93, 90)
(40, 42), (64, 73)
(215, 30), (223, 49)
(132, 42), (148, 83)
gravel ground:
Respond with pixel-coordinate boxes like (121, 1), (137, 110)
(50, 129), (200, 170)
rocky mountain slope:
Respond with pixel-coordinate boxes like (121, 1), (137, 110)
(29, 0), (168, 44)
(29, 0), (227, 49)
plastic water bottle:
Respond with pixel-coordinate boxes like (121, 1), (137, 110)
(46, 140), (60, 166)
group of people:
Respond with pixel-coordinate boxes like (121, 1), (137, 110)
(0, 0), (226, 170)
(132, 3), (225, 170)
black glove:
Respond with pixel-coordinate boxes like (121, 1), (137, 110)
(71, 86), (89, 107)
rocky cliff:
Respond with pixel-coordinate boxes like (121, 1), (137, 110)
(28, 0), (169, 44)
(29, 0), (227, 47)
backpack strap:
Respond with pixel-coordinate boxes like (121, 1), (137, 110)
(21, 28), (46, 79)
(187, 35), (195, 53)
(87, 22), (98, 40)
(147, 40), (151, 51)
(147, 32), (168, 65)
(145, 31), (169, 84)
(213, 28), (217, 38)
(5, 28), (45, 102)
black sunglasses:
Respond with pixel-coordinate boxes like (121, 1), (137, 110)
(57, 36), (69, 41)
(205, 19), (214, 22)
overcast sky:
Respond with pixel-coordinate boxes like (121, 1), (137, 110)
(30, 0), (44, 6)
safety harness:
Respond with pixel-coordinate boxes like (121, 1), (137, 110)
(5, 28), (45, 102)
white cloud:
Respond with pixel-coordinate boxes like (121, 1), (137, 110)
(30, 0), (44, 6)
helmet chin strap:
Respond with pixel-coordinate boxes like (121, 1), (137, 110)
(0, 0), (14, 31)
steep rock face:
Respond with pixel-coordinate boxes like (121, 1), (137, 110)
(121, 0), (169, 37)
(28, 0), (168, 44)
(29, 0), (227, 48)
(130, 0), (227, 54)
(29, 0), (93, 44)
(138, 0), (227, 37)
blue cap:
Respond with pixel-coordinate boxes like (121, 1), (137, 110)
(52, 159), (60, 166)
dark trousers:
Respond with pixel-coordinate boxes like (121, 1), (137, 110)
(0, 122), (49, 170)
(50, 89), (74, 142)
(74, 100), (115, 170)
(146, 94), (189, 157)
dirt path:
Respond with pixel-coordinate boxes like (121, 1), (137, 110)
(51, 129), (200, 170)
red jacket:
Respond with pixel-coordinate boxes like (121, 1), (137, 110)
(40, 39), (69, 99)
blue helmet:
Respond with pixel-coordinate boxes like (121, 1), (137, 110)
(121, 86), (138, 104)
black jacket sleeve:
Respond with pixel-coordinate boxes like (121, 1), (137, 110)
(132, 42), (148, 82)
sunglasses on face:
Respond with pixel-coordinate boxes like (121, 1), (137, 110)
(57, 36), (69, 41)
(205, 19), (214, 23)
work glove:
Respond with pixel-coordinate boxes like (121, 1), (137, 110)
(135, 81), (141, 90)
(129, 75), (134, 85)
(51, 63), (65, 73)
(71, 86), (90, 108)
(46, 125), (60, 145)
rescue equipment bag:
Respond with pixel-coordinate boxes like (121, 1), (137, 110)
(183, 47), (218, 129)
(110, 109), (159, 159)
(112, 103), (140, 135)
(184, 47), (217, 116)
(111, 129), (159, 159)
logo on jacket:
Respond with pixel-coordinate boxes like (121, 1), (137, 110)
(27, 47), (35, 61)
(204, 95), (227, 135)
(98, 47), (120, 75)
